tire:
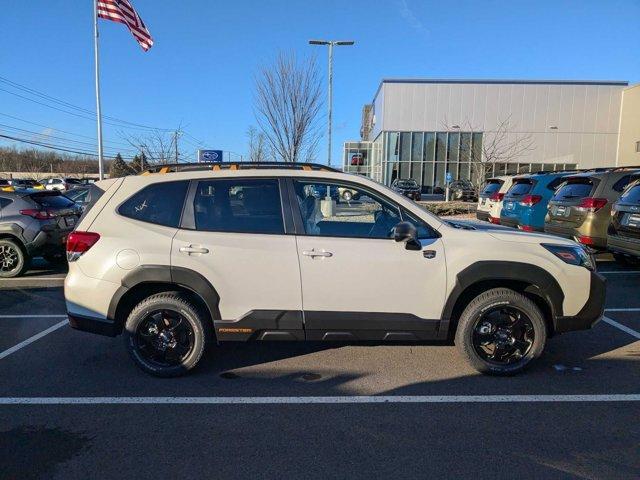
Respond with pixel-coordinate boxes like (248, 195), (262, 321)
(454, 288), (547, 376)
(123, 292), (212, 377)
(342, 190), (353, 202)
(0, 238), (29, 278)
(613, 252), (640, 266)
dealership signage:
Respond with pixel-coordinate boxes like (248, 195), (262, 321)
(197, 150), (223, 162)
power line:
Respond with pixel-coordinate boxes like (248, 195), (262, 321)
(0, 76), (172, 132)
(0, 133), (135, 159)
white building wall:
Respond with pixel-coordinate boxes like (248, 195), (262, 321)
(373, 81), (625, 169)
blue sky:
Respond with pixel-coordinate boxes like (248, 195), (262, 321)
(1, 0), (639, 166)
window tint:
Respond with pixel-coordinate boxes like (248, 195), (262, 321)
(552, 180), (594, 200)
(293, 180), (401, 239)
(620, 184), (640, 204)
(119, 181), (188, 227)
(0, 198), (12, 210)
(193, 179), (284, 234)
(0, 180), (9, 186)
(480, 180), (502, 195)
(506, 180), (533, 196)
(612, 174), (640, 193)
(29, 192), (76, 209)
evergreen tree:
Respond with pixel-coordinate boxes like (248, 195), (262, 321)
(109, 153), (131, 178)
(130, 152), (149, 173)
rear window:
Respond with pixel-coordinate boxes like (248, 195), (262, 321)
(552, 179), (594, 200)
(481, 180), (502, 195)
(29, 192), (76, 209)
(620, 184), (640, 204)
(119, 181), (189, 228)
(0, 198), (12, 209)
(506, 180), (533, 196)
(612, 174), (640, 193)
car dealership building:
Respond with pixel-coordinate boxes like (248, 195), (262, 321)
(343, 79), (640, 191)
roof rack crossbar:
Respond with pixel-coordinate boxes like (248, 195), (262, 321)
(142, 161), (340, 175)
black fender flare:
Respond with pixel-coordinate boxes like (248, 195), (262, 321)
(440, 261), (564, 334)
(107, 265), (221, 327)
(0, 223), (26, 244)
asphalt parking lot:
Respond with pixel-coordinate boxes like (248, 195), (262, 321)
(1, 256), (639, 479)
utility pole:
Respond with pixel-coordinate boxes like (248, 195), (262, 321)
(174, 130), (180, 164)
(308, 40), (355, 167)
(93, 0), (104, 180)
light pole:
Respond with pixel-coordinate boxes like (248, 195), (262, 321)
(309, 40), (354, 167)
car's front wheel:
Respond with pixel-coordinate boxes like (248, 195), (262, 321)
(455, 288), (547, 375)
(124, 292), (211, 377)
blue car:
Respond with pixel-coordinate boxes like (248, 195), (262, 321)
(500, 171), (574, 231)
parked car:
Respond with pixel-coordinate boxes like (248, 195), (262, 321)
(607, 178), (640, 264)
(449, 179), (477, 202)
(0, 190), (81, 277)
(500, 172), (573, 231)
(7, 179), (45, 190)
(545, 168), (640, 249)
(42, 177), (83, 192)
(0, 179), (14, 192)
(64, 185), (95, 210)
(391, 178), (421, 201)
(476, 176), (514, 224)
(65, 162), (604, 378)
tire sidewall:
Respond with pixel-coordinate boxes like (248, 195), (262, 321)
(124, 297), (206, 377)
(456, 290), (547, 375)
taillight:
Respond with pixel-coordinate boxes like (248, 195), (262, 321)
(489, 216), (501, 224)
(578, 235), (594, 246)
(66, 231), (100, 261)
(519, 225), (535, 232)
(20, 209), (56, 220)
(519, 195), (542, 207)
(490, 192), (505, 202)
(577, 197), (607, 212)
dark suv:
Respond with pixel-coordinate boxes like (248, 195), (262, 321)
(0, 190), (81, 277)
(608, 178), (640, 264)
(391, 179), (421, 201)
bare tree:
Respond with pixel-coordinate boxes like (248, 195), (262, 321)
(253, 52), (323, 163)
(120, 128), (186, 165)
(246, 126), (269, 162)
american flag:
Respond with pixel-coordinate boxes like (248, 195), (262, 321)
(97, 0), (153, 51)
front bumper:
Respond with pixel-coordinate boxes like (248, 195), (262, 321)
(554, 271), (606, 333)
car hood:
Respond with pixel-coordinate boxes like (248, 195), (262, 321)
(446, 219), (576, 245)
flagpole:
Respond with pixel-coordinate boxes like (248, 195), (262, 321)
(93, 0), (105, 180)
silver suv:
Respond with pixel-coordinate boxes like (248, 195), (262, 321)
(64, 163), (605, 377)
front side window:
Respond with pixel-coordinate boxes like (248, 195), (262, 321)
(119, 181), (189, 227)
(293, 180), (402, 239)
(193, 178), (284, 234)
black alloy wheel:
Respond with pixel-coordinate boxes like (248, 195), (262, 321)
(134, 309), (196, 368)
(472, 306), (535, 365)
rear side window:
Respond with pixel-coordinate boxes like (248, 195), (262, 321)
(29, 192), (75, 208)
(193, 178), (284, 234)
(620, 185), (640, 204)
(506, 180), (533, 196)
(119, 181), (189, 227)
(481, 180), (503, 195)
(552, 179), (594, 200)
(546, 177), (568, 192)
(0, 198), (12, 210)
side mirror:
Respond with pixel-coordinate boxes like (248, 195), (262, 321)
(393, 221), (422, 251)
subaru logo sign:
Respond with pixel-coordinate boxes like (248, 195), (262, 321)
(198, 150), (223, 163)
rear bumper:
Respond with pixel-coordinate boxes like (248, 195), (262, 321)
(607, 234), (640, 258)
(500, 217), (519, 229)
(554, 271), (606, 333)
(68, 313), (118, 337)
(476, 211), (490, 222)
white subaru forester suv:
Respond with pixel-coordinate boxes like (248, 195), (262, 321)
(65, 163), (606, 377)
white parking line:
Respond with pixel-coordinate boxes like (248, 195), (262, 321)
(0, 394), (639, 405)
(599, 270), (640, 274)
(602, 316), (640, 340)
(605, 308), (640, 312)
(0, 315), (67, 318)
(0, 320), (68, 361)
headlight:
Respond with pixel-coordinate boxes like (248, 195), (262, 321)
(541, 243), (595, 271)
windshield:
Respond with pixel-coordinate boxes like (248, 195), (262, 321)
(553, 179), (594, 200)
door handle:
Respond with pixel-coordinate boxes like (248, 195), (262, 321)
(179, 245), (210, 255)
(302, 249), (333, 258)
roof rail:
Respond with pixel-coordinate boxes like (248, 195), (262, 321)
(611, 165), (640, 172)
(142, 161), (340, 175)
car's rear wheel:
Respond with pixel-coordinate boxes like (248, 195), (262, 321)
(0, 238), (29, 278)
(124, 292), (211, 377)
(455, 288), (547, 375)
